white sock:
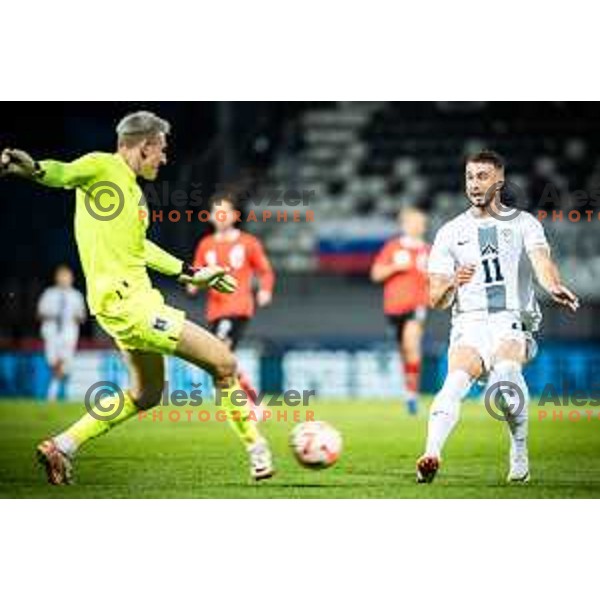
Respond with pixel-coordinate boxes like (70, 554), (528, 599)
(53, 433), (78, 457)
(47, 377), (60, 401)
(489, 360), (529, 463)
(425, 370), (473, 458)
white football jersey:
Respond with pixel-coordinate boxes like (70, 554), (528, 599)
(428, 209), (549, 330)
(38, 286), (86, 340)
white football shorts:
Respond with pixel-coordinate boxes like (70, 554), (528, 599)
(43, 334), (78, 373)
(449, 310), (538, 373)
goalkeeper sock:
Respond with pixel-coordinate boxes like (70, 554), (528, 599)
(217, 378), (260, 448)
(425, 370), (473, 458)
(53, 391), (139, 457)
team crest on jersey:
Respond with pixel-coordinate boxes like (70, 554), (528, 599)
(152, 316), (170, 332)
(393, 249), (411, 267)
(501, 229), (513, 244)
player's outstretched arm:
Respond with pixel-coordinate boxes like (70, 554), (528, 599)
(370, 262), (405, 283)
(180, 264), (237, 294)
(250, 237), (275, 307)
(370, 241), (410, 284)
(144, 239), (184, 276)
(529, 247), (580, 312)
(1, 149), (99, 189)
(1, 149), (43, 179)
(144, 240), (237, 294)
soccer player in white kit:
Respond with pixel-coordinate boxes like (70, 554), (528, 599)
(417, 151), (579, 484)
(37, 265), (86, 401)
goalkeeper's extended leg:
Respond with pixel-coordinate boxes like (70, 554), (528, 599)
(38, 351), (164, 485)
(175, 320), (274, 481)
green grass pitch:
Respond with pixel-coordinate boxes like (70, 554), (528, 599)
(1, 398), (599, 498)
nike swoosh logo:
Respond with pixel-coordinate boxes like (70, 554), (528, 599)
(457, 240), (469, 246)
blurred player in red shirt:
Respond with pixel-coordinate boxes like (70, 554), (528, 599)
(189, 193), (275, 405)
(371, 207), (429, 415)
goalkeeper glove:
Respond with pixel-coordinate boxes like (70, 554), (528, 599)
(0, 148), (44, 179)
(179, 264), (237, 294)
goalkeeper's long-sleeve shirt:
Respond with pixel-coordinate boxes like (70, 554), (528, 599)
(38, 152), (182, 315)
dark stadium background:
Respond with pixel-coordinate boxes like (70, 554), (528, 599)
(1, 101), (599, 397)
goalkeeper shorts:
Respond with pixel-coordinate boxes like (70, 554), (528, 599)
(96, 286), (186, 355)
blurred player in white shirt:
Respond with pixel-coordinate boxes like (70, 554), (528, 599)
(417, 150), (579, 484)
(38, 265), (86, 401)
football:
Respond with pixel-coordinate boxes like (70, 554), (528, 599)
(290, 421), (342, 469)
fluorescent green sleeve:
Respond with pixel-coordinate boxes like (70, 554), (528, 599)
(38, 153), (103, 189)
(144, 240), (183, 276)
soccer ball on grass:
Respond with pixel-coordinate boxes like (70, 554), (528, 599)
(290, 421), (342, 469)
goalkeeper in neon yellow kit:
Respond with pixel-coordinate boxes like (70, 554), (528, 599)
(0, 111), (274, 484)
